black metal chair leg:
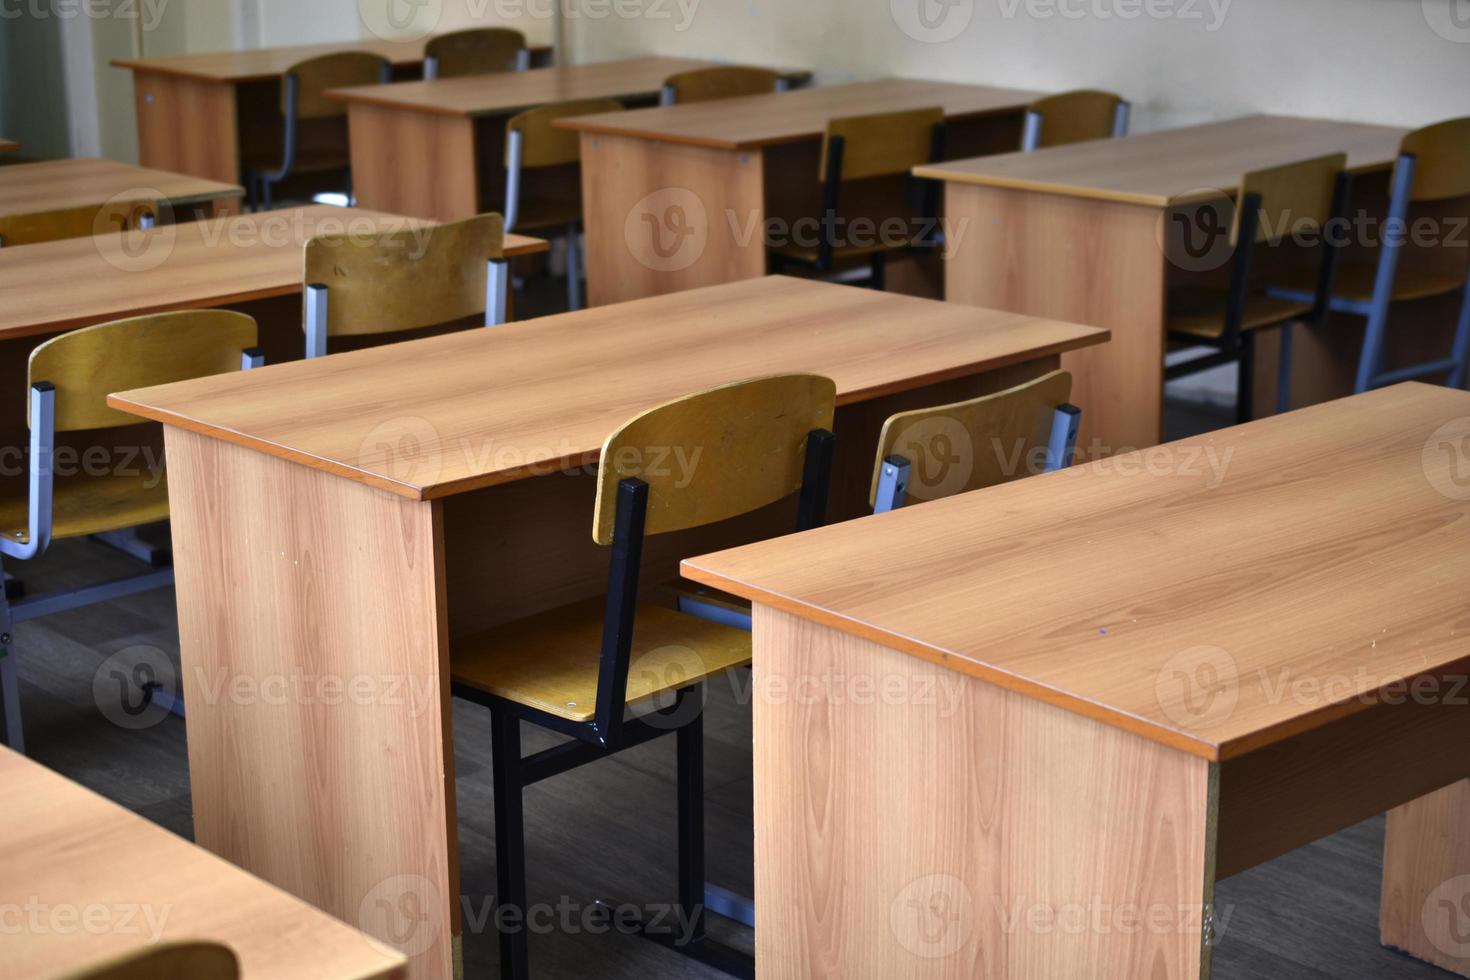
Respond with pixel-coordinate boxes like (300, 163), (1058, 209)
(870, 252), (887, 291)
(491, 709), (531, 980)
(1237, 332), (1256, 425)
(677, 698), (707, 946)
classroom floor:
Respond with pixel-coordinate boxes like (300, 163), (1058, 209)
(7, 331), (1453, 979)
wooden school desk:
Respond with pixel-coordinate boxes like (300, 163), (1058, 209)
(326, 57), (809, 223)
(556, 78), (1044, 306)
(113, 33), (554, 201)
(0, 747), (406, 979)
(108, 276), (1107, 979)
(681, 382), (1470, 979)
(0, 158), (242, 226)
(913, 115), (1415, 454)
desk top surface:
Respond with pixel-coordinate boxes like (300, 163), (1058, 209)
(0, 158), (242, 218)
(555, 77), (1043, 150)
(914, 114), (1409, 207)
(683, 383), (1470, 762)
(111, 33), (552, 82)
(111, 276), (1107, 500)
(0, 747), (406, 979)
(324, 56), (778, 117)
(0, 205), (546, 341)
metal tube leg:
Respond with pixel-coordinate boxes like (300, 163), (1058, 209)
(491, 710), (530, 980)
(1276, 322), (1295, 415)
(0, 579), (22, 753)
(1237, 332), (1256, 426)
(1449, 278), (1470, 390)
(677, 697), (707, 946)
(566, 223), (584, 311)
(870, 252), (887, 291)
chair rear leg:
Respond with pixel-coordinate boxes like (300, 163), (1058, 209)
(677, 695), (708, 946)
(870, 252), (887, 291)
(1449, 279), (1470, 390)
(1236, 333), (1256, 425)
(0, 583), (23, 753)
(491, 709), (530, 980)
(566, 223), (584, 311)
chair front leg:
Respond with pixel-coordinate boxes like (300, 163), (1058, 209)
(491, 709), (531, 980)
(0, 563), (23, 753)
(676, 695), (707, 946)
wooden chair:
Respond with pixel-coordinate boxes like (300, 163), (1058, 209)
(1272, 117), (1470, 393)
(1022, 89), (1130, 151)
(449, 374), (836, 979)
(424, 27), (529, 79)
(0, 199), (156, 248)
(659, 66), (783, 105)
(57, 942), (241, 980)
(871, 371), (1080, 512)
(246, 52), (390, 210)
(1164, 153), (1348, 423)
(0, 311), (262, 752)
(768, 106), (946, 290)
(303, 213), (507, 357)
(503, 99), (623, 311)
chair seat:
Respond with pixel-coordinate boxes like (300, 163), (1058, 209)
(1279, 260), (1468, 305)
(243, 146), (351, 178)
(0, 471), (169, 544)
(511, 197), (584, 234)
(451, 597), (752, 722)
(1166, 286), (1313, 340)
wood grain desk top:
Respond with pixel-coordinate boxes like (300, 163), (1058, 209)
(683, 382), (1470, 763)
(555, 78), (1044, 150)
(914, 114), (1409, 207)
(110, 276), (1108, 500)
(0, 158), (242, 218)
(0, 138), (17, 154)
(111, 34), (552, 83)
(0, 205), (547, 340)
(0, 747), (406, 980)
(324, 57), (781, 118)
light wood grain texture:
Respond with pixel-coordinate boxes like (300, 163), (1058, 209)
(0, 159), (239, 220)
(683, 383), (1470, 762)
(325, 57), (731, 117)
(304, 212), (503, 337)
(0, 746), (407, 980)
(0, 197), (156, 248)
(663, 66), (780, 104)
(1026, 89), (1124, 149)
(110, 276), (1108, 500)
(751, 604), (1214, 979)
(0, 206), (544, 342)
(915, 115), (1408, 206)
(130, 72), (242, 198)
(594, 373), (835, 543)
(944, 180), (1164, 451)
(556, 78), (1042, 150)
(289, 52), (388, 118)
(344, 103), (480, 222)
(1400, 116), (1470, 201)
(164, 428), (457, 980)
(870, 369), (1071, 505)
(1382, 780), (1470, 976)
(823, 106), (942, 181)
(57, 943), (239, 980)
(424, 27), (526, 79)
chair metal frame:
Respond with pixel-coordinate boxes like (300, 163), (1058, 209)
(502, 115), (599, 311)
(452, 427), (834, 980)
(1021, 99), (1131, 152)
(0, 347), (263, 752)
(304, 261), (509, 358)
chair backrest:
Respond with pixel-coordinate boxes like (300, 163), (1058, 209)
(1398, 117), (1470, 202)
(820, 106), (945, 182)
(594, 374), (837, 545)
(1233, 152), (1346, 246)
(29, 310), (258, 432)
(870, 370), (1075, 509)
(506, 99), (624, 169)
(0, 198), (156, 248)
(57, 942), (241, 980)
(285, 52), (390, 119)
(1025, 89), (1125, 149)
(425, 27), (527, 78)
(663, 66), (781, 104)
(303, 213), (504, 339)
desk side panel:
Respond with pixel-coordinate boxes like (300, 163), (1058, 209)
(348, 103), (479, 222)
(164, 428), (458, 980)
(132, 71), (242, 199)
(1382, 779), (1470, 977)
(752, 604), (1214, 979)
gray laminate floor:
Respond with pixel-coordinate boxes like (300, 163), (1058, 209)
(4, 342), (1456, 978)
